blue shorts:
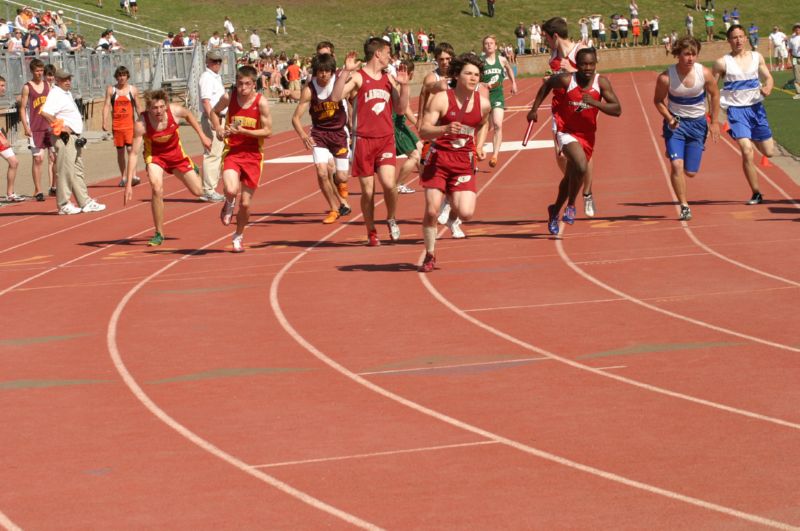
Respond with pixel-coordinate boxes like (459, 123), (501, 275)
(726, 102), (772, 142)
(663, 115), (708, 173)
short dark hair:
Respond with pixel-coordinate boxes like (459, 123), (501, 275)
(29, 58), (45, 72)
(434, 42), (455, 59)
(144, 89), (169, 108)
(364, 37), (387, 61)
(671, 36), (701, 56)
(542, 17), (569, 39)
(43, 64), (56, 76)
(727, 24), (745, 38)
(311, 53), (336, 75)
(400, 58), (415, 73)
(316, 40), (334, 54)
(236, 65), (259, 81)
(0, 75), (5, 83)
(449, 52), (484, 79)
(575, 47), (597, 64)
(114, 65), (130, 78)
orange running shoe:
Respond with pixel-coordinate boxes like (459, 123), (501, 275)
(337, 182), (349, 198)
(322, 210), (340, 224)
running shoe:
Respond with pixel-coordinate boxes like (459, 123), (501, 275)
(322, 210), (340, 224)
(48, 187), (57, 197)
(34, 192), (45, 202)
(583, 193), (595, 217)
(232, 233), (245, 253)
(220, 197), (236, 226)
(200, 191), (224, 202)
(81, 199), (107, 213)
(547, 204), (560, 235)
(447, 217), (466, 239)
(338, 203), (352, 217)
(58, 202), (82, 215)
(562, 205), (577, 225)
(387, 218), (401, 241)
(5, 193), (24, 202)
(337, 182), (349, 198)
(437, 200), (451, 225)
(367, 229), (380, 247)
(397, 184), (415, 194)
(679, 204), (692, 221)
(488, 156), (498, 168)
(147, 232), (164, 246)
(418, 252), (436, 273)
(746, 192), (763, 205)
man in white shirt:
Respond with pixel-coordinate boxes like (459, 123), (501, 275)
(198, 49), (226, 201)
(249, 28), (260, 50)
(223, 16), (235, 36)
(768, 26), (789, 71)
(790, 23), (800, 99)
(40, 68), (106, 214)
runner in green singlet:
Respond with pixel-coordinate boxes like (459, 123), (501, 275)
(480, 35), (517, 167)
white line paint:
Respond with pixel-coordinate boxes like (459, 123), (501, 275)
(596, 366), (627, 371)
(629, 75), (800, 288)
(253, 441), (499, 469)
(270, 115), (799, 528)
(358, 356), (549, 376)
(107, 189), (380, 530)
(0, 510), (22, 531)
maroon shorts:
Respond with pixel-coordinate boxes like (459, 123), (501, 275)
(420, 149), (477, 194)
(223, 150), (263, 189)
(29, 130), (54, 151)
(147, 152), (195, 175)
(311, 128), (349, 159)
(351, 135), (396, 177)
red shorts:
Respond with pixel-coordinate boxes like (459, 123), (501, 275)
(351, 135), (396, 178)
(147, 152), (195, 175)
(0, 131), (11, 152)
(113, 128), (134, 148)
(420, 149), (477, 194)
(223, 150), (263, 189)
(556, 131), (595, 161)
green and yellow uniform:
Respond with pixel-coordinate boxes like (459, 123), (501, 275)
(481, 54), (506, 109)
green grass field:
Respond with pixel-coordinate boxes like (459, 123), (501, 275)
(764, 71), (800, 156)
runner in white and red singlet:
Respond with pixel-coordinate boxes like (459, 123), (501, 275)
(417, 53), (491, 272)
(528, 48), (621, 236)
(331, 38), (409, 246)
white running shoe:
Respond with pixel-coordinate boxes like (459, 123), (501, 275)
(447, 217), (466, 239)
(387, 218), (401, 241)
(81, 199), (107, 213)
(437, 200), (451, 225)
(232, 233), (245, 253)
(583, 194), (595, 218)
(397, 184), (415, 194)
(58, 203), (82, 215)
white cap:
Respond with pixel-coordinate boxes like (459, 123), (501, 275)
(57, 9), (63, 14)
(180, 27), (186, 32)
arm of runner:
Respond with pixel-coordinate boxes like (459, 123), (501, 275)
(588, 76), (622, 117)
(418, 91), (449, 140)
(474, 99), (492, 161)
(653, 71), (677, 128)
(291, 86), (315, 150)
(210, 92), (231, 140)
(252, 96), (273, 138)
(711, 57), (726, 83)
(124, 120), (145, 206)
(502, 56), (518, 94)
(173, 103), (212, 151)
(101, 85), (112, 132)
(703, 66), (721, 141)
(526, 76), (557, 122)
(390, 63), (410, 117)
(131, 86), (144, 116)
(331, 51), (361, 102)
(757, 53), (774, 97)
(404, 104), (417, 128)
(19, 84), (31, 137)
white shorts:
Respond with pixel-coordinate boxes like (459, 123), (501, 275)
(312, 147), (349, 171)
(0, 147), (15, 159)
(556, 131), (579, 153)
(774, 45), (788, 59)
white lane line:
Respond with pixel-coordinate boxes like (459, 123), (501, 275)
(0, 163), (313, 299)
(358, 357), (548, 376)
(252, 441), (499, 469)
(0, 510), (22, 531)
(107, 189), (381, 530)
(271, 114), (798, 527)
(630, 75), (800, 288)
(596, 366), (627, 371)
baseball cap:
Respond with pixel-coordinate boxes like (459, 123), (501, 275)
(180, 27), (186, 33)
(54, 68), (73, 79)
(206, 49), (223, 61)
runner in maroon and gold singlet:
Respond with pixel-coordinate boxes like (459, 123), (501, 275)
(210, 66), (272, 253)
(124, 89), (211, 246)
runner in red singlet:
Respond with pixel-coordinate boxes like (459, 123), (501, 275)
(417, 53), (491, 272)
(124, 89), (211, 246)
(210, 66), (272, 253)
(331, 37), (410, 246)
(102, 65), (142, 187)
(528, 48), (621, 236)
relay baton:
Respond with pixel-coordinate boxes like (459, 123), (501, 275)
(522, 120), (534, 147)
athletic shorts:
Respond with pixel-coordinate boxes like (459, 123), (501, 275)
(0, 147), (14, 159)
(394, 120), (420, 156)
(662, 115), (708, 173)
(223, 150), (263, 189)
(113, 128), (134, 148)
(147, 152), (195, 175)
(420, 148), (477, 194)
(311, 128), (349, 163)
(726, 103), (772, 142)
(29, 130), (53, 153)
(489, 88), (505, 109)
(556, 131), (595, 161)
(351, 135), (396, 178)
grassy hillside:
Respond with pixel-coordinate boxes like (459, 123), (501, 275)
(66, 0), (797, 57)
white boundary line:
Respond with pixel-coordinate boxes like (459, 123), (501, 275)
(358, 356), (548, 376)
(0, 510), (22, 531)
(269, 116), (798, 527)
(629, 75), (800, 288)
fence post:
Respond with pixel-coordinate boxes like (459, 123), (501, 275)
(151, 47), (163, 90)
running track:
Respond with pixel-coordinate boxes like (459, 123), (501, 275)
(2, 72), (799, 529)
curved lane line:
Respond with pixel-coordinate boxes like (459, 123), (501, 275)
(0, 510), (22, 531)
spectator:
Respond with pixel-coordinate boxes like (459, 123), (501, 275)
(250, 28), (260, 50)
(578, 17), (589, 44)
(589, 14), (601, 43)
(129, 0), (138, 18)
(23, 25), (42, 55)
(275, 6), (286, 35)
(97, 29), (112, 51)
(172, 27), (186, 47)
(631, 15), (641, 46)
(418, 28), (430, 61)
(703, 10), (714, 43)
(598, 19), (607, 48)
(630, 1), (638, 17)
(8, 29), (23, 53)
(530, 22), (542, 54)
(262, 42), (274, 57)
(162, 32), (174, 48)
(642, 18), (651, 46)
(198, 49), (226, 201)
(769, 26), (789, 71)
(748, 22), (759, 50)
(515, 22), (527, 55)
(686, 12), (694, 37)
(469, 0), (481, 18)
(618, 14), (629, 47)
(609, 16), (619, 48)
(41, 27), (57, 54)
(487, 0), (495, 18)
(284, 58), (301, 101)
(651, 16), (660, 43)
(731, 7), (740, 25)
(789, 23), (800, 99)
(224, 16), (235, 36)
(722, 10), (731, 32)
(208, 31), (221, 49)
